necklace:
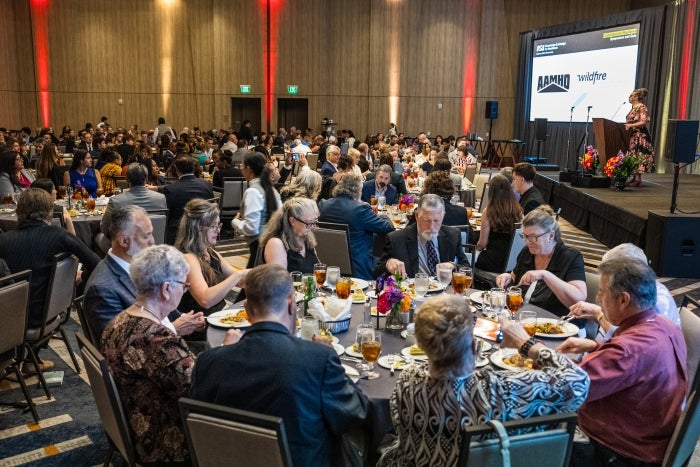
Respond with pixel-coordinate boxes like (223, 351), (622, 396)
(131, 302), (162, 323)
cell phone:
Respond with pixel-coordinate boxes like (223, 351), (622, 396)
(292, 153), (299, 162)
(473, 317), (503, 343)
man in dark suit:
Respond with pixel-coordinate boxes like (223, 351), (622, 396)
(361, 164), (398, 205)
(320, 144), (340, 178)
(161, 156), (214, 244)
(365, 153), (407, 196)
(514, 162), (545, 215)
(189, 264), (370, 467)
(374, 193), (469, 278)
(101, 162), (167, 235)
(114, 134), (136, 161)
(84, 206), (204, 344)
(212, 151), (242, 190)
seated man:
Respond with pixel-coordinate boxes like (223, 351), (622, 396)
(513, 162), (545, 215)
(374, 193), (469, 278)
(211, 150), (242, 190)
(558, 259), (687, 466)
(361, 164), (397, 205)
(189, 264), (369, 467)
(83, 206), (204, 342)
(320, 144), (340, 178)
(365, 153), (407, 196)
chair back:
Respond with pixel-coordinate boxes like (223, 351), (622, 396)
(147, 209), (168, 245)
(74, 295), (99, 348)
(0, 271), (31, 357)
(115, 176), (129, 190)
(504, 224), (525, 272)
(52, 209), (66, 228)
(662, 389), (700, 467)
(473, 173), (491, 202)
(315, 222), (353, 276)
(76, 332), (137, 466)
(179, 398), (293, 467)
(451, 224), (475, 269)
(464, 165), (477, 183)
(306, 153), (319, 171)
(679, 304), (700, 394)
(220, 179), (247, 212)
(479, 182), (490, 213)
(458, 412), (578, 467)
(585, 272), (600, 304)
(43, 253), (79, 326)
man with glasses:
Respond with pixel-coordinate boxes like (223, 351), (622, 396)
(84, 206), (204, 345)
(513, 162), (545, 215)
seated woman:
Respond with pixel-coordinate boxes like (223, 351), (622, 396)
(30, 178), (76, 236)
(0, 151), (35, 194)
(259, 197), (320, 273)
(475, 174), (522, 272)
(419, 170), (468, 226)
(377, 294), (589, 466)
(63, 149), (102, 198)
(175, 199), (248, 315)
(98, 150), (122, 195)
(496, 205), (586, 317)
(102, 245), (241, 466)
(279, 169), (322, 202)
(35, 142), (68, 190)
(143, 156), (166, 187)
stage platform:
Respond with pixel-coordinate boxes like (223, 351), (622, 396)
(534, 172), (700, 277)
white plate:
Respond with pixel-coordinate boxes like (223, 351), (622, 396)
(0, 208), (15, 213)
(476, 339), (493, 353)
(342, 364), (360, 383)
(402, 278), (445, 295)
(401, 346), (428, 361)
(207, 309), (251, 328)
(333, 343), (345, 356)
(295, 292), (304, 302)
(475, 356), (490, 368)
(350, 278), (369, 290)
(490, 348), (535, 371)
(534, 318), (579, 339)
(351, 290), (368, 304)
(469, 291), (486, 304)
(471, 212), (483, 218)
(377, 355), (408, 370)
(345, 345), (363, 358)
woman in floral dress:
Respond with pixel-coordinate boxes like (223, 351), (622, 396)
(625, 87), (655, 186)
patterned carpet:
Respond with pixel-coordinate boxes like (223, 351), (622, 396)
(1, 225), (699, 466)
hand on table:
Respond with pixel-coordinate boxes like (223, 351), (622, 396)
(223, 329), (243, 345)
(173, 311), (206, 335)
(555, 337), (597, 354)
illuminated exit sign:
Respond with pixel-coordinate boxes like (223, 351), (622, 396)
(287, 85), (299, 95)
(240, 85), (251, 94)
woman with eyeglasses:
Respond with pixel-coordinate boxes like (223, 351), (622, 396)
(496, 205), (586, 317)
(175, 198), (248, 316)
(259, 197), (320, 273)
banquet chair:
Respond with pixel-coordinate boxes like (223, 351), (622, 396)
(219, 178), (247, 226)
(473, 223), (524, 290)
(662, 388), (700, 467)
(147, 208), (168, 245)
(0, 271), (38, 422)
(679, 296), (700, 394)
(315, 222), (354, 277)
(24, 253), (81, 390)
(179, 397), (293, 467)
(73, 294), (99, 348)
(76, 332), (138, 467)
(458, 412), (578, 467)
(306, 153), (319, 171)
(464, 165), (477, 183)
(478, 182), (490, 213)
(114, 176), (129, 191)
(451, 224), (475, 268)
(473, 173), (491, 203)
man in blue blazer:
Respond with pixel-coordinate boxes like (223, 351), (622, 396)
(189, 264), (370, 467)
(361, 164), (398, 205)
(320, 144), (340, 178)
(319, 173), (395, 279)
(374, 194), (469, 278)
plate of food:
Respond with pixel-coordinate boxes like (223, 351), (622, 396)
(534, 318), (579, 338)
(475, 356), (490, 368)
(377, 355), (408, 371)
(323, 278), (369, 293)
(400, 278), (445, 296)
(316, 329), (339, 345)
(345, 344), (364, 358)
(351, 288), (367, 304)
(401, 345), (428, 361)
(490, 348), (535, 371)
(333, 343), (345, 356)
(469, 291), (488, 304)
(342, 364), (360, 383)
(207, 309), (251, 328)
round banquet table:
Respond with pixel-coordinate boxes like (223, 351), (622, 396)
(0, 205), (103, 247)
(206, 286), (580, 464)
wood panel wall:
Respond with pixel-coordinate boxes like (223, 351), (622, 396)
(0, 0), (659, 141)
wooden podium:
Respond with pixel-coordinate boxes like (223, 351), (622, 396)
(593, 118), (630, 164)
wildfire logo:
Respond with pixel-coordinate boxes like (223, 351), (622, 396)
(536, 74), (570, 93)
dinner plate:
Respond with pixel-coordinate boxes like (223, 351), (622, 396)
(295, 292), (304, 302)
(345, 345), (363, 358)
(471, 212), (482, 218)
(207, 309), (251, 328)
(401, 346), (428, 361)
(0, 208), (15, 213)
(476, 339), (493, 353)
(342, 364), (360, 383)
(469, 291), (486, 304)
(377, 355), (408, 371)
(534, 318), (579, 338)
(490, 348), (535, 371)
(333, 343), (345, 356)
(402, 278), (445, 295)
(351, 289), (367, 304)
(475, 356), (490, 368)
(322, 278), (370, 292)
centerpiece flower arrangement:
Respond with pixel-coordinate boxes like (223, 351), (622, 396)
(603, 150), (643, 190)
(398, 193), (416, 211)
(376, 272), (412, 329)
(579, 146), (600, 175)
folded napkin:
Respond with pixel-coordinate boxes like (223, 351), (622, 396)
(95, 196), (109, 206)
(307, 297), (352, 322)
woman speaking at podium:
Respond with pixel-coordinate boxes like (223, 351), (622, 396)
(624, 87), (655, 187)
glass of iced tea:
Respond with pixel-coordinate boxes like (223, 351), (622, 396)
(336, 277), (352, 299)
(360, 330), (382, 379)
(57, 186), (66, 200)
(85, 196), (96, 213)
(507, 286), (523, 318)
(467, 207), (473, 219)
(519, 310), (538, 337)
(313, 263), (327, 292)
(451, 269), (468, 296)
(2, 192), (13, 205)
(370, 196), (377, 206)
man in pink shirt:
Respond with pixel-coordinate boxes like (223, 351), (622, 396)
(558, 259), (687, 466)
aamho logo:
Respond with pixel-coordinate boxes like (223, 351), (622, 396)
(536, 74), (570, 93)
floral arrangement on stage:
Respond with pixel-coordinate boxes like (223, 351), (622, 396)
(603, 150), (642, 180)
(579, 146), (600, 175)
(376, 272), (412, 329)
(398, 193), (416, 211)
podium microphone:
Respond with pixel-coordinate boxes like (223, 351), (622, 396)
(610, 101), (627, 120)
(587, 105), (593, 110)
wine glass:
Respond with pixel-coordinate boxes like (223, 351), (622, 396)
(326, 266), (340, 295)
(360, 330), (382, 379)
(451, 268), (471, 296)
(519, 310), (538, 337)
(290, 271), (303, 293)
(507, 286), (523, 319)
(414, 272), (429, 298)
(436, 263), (453, 294)
(355, 324), (374, 371)
(313, 263), (327, 294)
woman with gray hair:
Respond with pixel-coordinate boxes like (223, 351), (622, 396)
(496, 204), (586, 317)
(279, 169), (322, 202)
(318, 173), (394, 279)
(259, 197), (320, 273)
(101, 245), (195, 465)
(175, 198), (248, 315)
(378, 294), (589, 466)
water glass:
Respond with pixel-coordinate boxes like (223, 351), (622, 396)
(326, 266), (340, 293)
(436, 264), (453, 293)
(377, 196), (386, 211)
(414, 272), (429, 298)
(300, 317), (318, 341)
(290, 271), (303, 293)
(519, 310), (538, 337)
(489, 288), (507, 317)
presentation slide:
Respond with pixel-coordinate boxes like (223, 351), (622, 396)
(530, 24), (640, 123)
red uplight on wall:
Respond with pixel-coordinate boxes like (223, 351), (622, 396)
(30, 0), (51, 128)
(677, 0), (695, 118)
(258, 0), (284, 132)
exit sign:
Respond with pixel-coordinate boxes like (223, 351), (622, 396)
(287, 85), (299, 95)
(240, 85), (251, 94)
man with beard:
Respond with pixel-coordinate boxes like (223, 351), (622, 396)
(361, 164), (397, 205)
(374, 194), (469, 278)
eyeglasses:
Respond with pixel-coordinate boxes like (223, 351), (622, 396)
(170, 280), (190, 292)
(520, 231), (552, 242)
(293, 217), (318, 228)
(207, 222), (223, 231)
